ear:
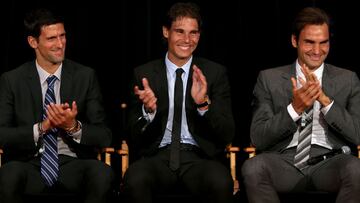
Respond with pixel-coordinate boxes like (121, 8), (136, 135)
(27, 36), (38, 49)
(162, 26), (169, 39)
(291, 35), (297, 48)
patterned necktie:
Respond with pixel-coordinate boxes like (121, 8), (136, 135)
(169, 68), (184, 171)
(40, 75), (59, 186)
(294, 108), (313, 169)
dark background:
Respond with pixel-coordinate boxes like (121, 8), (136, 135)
(1, 0), (359, 149)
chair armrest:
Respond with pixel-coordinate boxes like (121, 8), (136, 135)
(244, 146), (256, 158)
(99, 148), (115, 166)
(117, 140), (129, 178)
(226, 144), (240, 194)
(97, 141), (129, 179)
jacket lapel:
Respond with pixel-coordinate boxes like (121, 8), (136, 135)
(60, 61), (73, 104)
(153, 61), (169, 129)
(26, 62), (43, 120)
(185, 62), (194, 111)
(281, 64), (296, 104)
(322, 64), (335, 99)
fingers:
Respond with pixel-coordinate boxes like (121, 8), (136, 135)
(46, 104), (63, 125)
(133, 78), (157, 112)
(291, 77), (297, 91)
(301, 63), (318, 83)
(191, 65), (208, 103)
(71, 101), (78, 115)
(192, 65), (207, 84)
(45, 103), (77, 128)
(142, 78), (150, 90)
(301, 64), (311, 82)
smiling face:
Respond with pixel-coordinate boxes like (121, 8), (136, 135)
(292, 23), (330, 71)
(163, 16), (200, 67)
(28, 23), (66, 71)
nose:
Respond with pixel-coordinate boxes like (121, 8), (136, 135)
(183, 33), (191, 43)
(56, 36), (65, 48)
(312, 43), (320, 54)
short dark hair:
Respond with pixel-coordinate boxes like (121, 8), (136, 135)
(24, 8), (64, 38)
(292, 7), (330, 40)
(163, 2), (202, 30)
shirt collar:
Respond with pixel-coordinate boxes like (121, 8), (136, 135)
(165, 52), (192, 77)
(295, 59), (324, 82)
(36, 60), (62, 85)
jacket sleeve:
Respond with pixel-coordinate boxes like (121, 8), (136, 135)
(250, 71), (298, 151)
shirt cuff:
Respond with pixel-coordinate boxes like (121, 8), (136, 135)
(287, 103), (301, 122)
(197, 108), (208, 116)
(33, 124), (40, 144)
(69, 121), (82, 143)
(142, 105), (156, 122)
(321, 100), (334, 115)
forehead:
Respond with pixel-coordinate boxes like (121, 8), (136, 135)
(171, 17), (199, 29)
(300, 24), (329, 38)
(40, 23), (65, 35)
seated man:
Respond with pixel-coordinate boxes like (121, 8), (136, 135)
(0, 8), (114, 203)
(124, 2), (235, 203)
(242, 7), (360, 203)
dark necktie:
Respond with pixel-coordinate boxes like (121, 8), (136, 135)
(40, 75), (59, 186)
(294, 108), (313, 169)
(169, 68), (184, 171)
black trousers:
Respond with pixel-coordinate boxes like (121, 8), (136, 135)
(0, 155), (114, 203)
(124, 145), (234, 203)
(241, 145), (360, 203)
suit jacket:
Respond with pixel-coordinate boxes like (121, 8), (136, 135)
(0, 59), (112, 161)
(129, 57), (235, 159)
(250, 63), (360, 153)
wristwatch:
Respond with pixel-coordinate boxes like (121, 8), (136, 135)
(196, 95), (211, 108)
(66, 120), (82, 134)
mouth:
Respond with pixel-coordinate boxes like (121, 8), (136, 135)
(178, 45), (192, 51)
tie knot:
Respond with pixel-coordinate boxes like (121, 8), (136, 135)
(46, 75), (57, 87)
(176, 68), (184, 78)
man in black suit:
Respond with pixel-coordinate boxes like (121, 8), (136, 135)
(0, 8), (114, 203)
(124, 2), (235, 203)
(242, 7), (360, 202)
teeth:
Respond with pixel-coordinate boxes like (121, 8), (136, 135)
(179, 46), (190, 50)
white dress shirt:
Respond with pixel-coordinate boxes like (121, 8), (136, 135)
(33, 60), (82, 157)
(286, 60), (334, 150)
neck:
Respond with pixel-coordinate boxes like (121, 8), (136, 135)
(37, 60), (61, 74)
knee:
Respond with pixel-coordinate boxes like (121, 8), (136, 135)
(209, 174), (233, 193)
(0, 162), (26, 184)
(0, 162), (27, 192)
(124, 165), (153, 190)
(87, 162), (114, 188)
(342, 158), (360, 182)
(241, 156), (268, 182)
(201, 165), (233, 193)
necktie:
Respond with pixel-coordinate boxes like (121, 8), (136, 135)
(169, 68), (184, 171)
(40, 75), (59, 186)
(294, 108), (313, 169)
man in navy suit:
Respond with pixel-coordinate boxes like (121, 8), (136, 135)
(124, 2), (235, 203)
(0, 8), (113, 203)
(242, 7), (360, 202)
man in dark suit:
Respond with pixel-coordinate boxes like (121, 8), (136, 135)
(0, 8), (114, 203)
(124, 2), (235, 203)
(242, 7), (360, 202)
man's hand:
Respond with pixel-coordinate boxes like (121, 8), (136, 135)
(134, 78), (157, 113)
(46, 101), (78, 130)
(301, 64), (332, 107)
(191, 65), (208, 105)
(291, 76), (320, 114)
